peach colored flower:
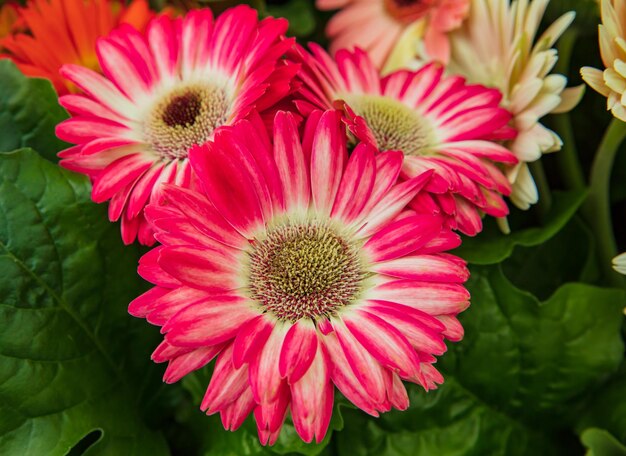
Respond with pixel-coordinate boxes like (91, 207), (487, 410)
(317, 0), (469, 67)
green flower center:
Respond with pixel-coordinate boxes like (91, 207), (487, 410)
(144, 83), (230, 160)
(344, 94), (434, 155)
(247, 222), (364, 322)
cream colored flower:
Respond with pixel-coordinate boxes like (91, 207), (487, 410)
(581, 0), (626, 122)
(386, 0), (584, 213)
(613, 252), (626, 274)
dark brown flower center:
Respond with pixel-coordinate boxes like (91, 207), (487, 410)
(246, 222), (364, 322)
(162, 92), (203, 127)
(144, 84), (230, 160)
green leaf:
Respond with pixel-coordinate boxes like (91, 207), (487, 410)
(335, 265), (625, 455)
(336, 382), (562, 456)
(578, 363), (626, 445)
(0, 149), (168, 455)
(581, 429), (626, 456)
(444, 265), (624, 425)
(502, 215), (597, 300)
(0, 61), (69, 162)
(454, 190), (587, 264)
(266, 0), (316, 37)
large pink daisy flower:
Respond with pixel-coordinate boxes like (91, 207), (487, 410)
(317, 0), (469, 66)
(292, 45), (518, 236)
(55, 6), (296, 245)
(129, 109), (470, 444)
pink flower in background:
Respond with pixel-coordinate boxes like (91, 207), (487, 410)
(292, 45), (517, 236)
(55, 6), (296, 245)
(317, 0), (469, 66)
(129, 109), (470, 444)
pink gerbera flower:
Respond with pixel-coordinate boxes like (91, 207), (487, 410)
(317, 0), (469, 66)
(292, 45), (518, 235)
(55, 6), (296, 245)
(129, 109), (470, 444)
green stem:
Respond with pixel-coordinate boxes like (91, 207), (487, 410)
(552, 27), (586, 190)
(582, 118), (626, 288)
(529, 160), (552, 221)
(553, 113), (586, 189)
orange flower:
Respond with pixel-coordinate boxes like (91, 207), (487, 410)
(0, 2), (24, 40)
(0, 0), (155, 94)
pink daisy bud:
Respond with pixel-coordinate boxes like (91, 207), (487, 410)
(291, 44), (518, 236)
(130, 109), (471, 444)
(55, 6), (298, 245)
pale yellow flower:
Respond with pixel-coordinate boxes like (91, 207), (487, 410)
(581, 0), (626, 122)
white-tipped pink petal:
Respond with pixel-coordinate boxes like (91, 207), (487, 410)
(364, 214), (442, 262)
(279, 320), (318, 383)
(273, 111), (311, 210)
(290, 346), (333, 443)
(343, 309), (422, 379)
(232, 315), (275, 369)
(163, 296), (257, 347)
(331, 143), (376, 224)
(372, 281), (470, 314)
(310, 110), (347, 214)
(249, 324), (289, 404)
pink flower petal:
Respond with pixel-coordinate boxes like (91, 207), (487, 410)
(163, 344), (223, 383)
(372, 280), (470, 314)
(371, 254), (469, 282)
(189, 142), (265, 236)
(357, 170), (433, 238)
(249, 323), (289, 404)
(332, 318), (386, 404)
(331, 142), (376, 224)
(157, 245), (240, 292)
(310, 110), (347, 215)
(273, 111), (310, 210)
(290, 346), (333, 443)
(279, 319), (318, 383)
(163, 296), (257, 347)
(364, 214), (442, 262)
(232, 315), (275, 369)
(344, 309), (422, 379)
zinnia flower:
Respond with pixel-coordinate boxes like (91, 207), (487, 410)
(292, 45), (517, 235)
(581, 0), (626, 121)
(129, 109), (470, 444)
(317, 0), (469, 67)
(0, 0), (155, 94)
(444, 0), (583, 211)
(55, 6), (296, 245)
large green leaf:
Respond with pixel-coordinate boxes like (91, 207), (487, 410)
(0, 60), (69, 162)
(0, 149), (168, 455)
(444, 266), (624, 425)
(578, 363), (626, 445)
(455, 190), (587, 264)
(334, 265), (625, 455)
